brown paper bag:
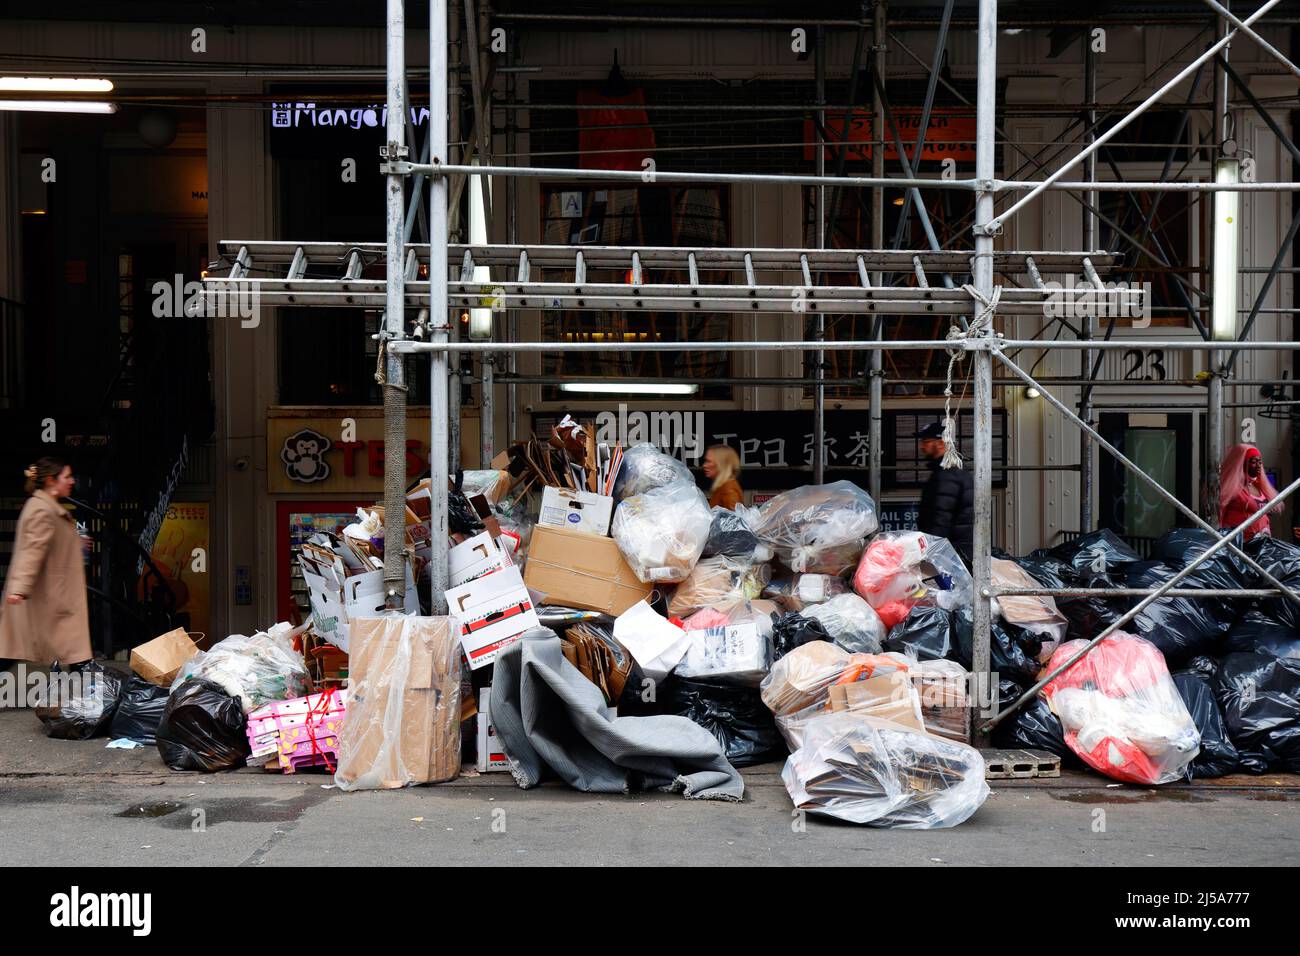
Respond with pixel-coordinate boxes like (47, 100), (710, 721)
(130, 628), (201, 686)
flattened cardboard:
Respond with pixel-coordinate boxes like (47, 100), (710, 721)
(523, 524), (652, 616)
(828, 672), (926, 731)
(448, 531), (515, 588)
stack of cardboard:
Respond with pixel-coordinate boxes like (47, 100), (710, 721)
(297, 532), (419, 653)
(247, 688), (348, 773)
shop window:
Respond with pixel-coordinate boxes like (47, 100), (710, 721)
(538, 184), (732, 402)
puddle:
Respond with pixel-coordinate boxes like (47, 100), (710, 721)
(117, 801), (185, 818)
(1050, 790), (1214, 805)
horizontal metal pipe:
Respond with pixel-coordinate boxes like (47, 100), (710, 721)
(994, 587), (1286, 599)
(391, 338), (1299, 354)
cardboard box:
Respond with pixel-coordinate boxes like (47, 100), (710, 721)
(445, 566), (539, 670)
(448, 531), (514, 588)
(335, 616), (461, 789)
(827, 672), (926, 732)
(912, 671), (972, 743)
(523, 525), (652, 616)
(298, 555), (418, 654)
(130, 628), (201, 686)
(475, 685), (511, 773)
(538, 486), (614, 537)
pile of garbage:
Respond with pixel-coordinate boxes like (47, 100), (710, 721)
(39, 425), (1300, 827)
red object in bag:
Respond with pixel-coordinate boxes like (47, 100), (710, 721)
(874, 600), (917, 630)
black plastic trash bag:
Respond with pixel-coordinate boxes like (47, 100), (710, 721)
(1223, 607), (1300, 660)
(991, 679), (1076, 763)
(1125, 561), (1234, 667)
(156, 678), (251, 772)
(1014, 553), (1129, 644)
(107, 676), (171, 745)
(770, 611), (832, 661)
(35, 663), (124, 740)
(1213, 652), (1300, 773)
(951, 609), (1043, 685)
(701, 506), (760, 563)
(657, 677), (785, 767)
(448, 487), (486, 536)
(1244, 536), (1300, 631)
(1172, 661), (1240, 779)
(1048, 529), (1142, 578)
(1153, 528), (1253, 587)
(884, 604), (955, 661)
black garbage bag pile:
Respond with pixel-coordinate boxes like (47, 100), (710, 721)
(701, 507), (760, 563)
(991, 678), (1077, 763)
(657, 677), (785, 767)
(1015, 551), (1130, 645)
(1245, 536), (1300, 631)
(1224, 607), (1300, 660)
(1213, 652), (1300, 773)
(108, 676), (171, 746)
(156, 678), (251, 772)
(1171, 657), (1240, 779)
(950, 609), (1043, 686)
(770, 611), (832, 661)
(35, 663), (124, 740)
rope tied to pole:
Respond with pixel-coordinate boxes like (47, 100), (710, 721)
(374, 333), (409, 392)
(938, 283), (1001, 470)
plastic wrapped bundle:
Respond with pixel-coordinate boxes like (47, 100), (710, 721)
(1213, 651), (1300, 773)
(613, 443), (694, 500)
(701, 506), (760, 563)
(612, 481), (712, 584)
(853, 531), (973, 628)
(799, 593), (885, 655)
(171, 622), (310, 713)
(1042, 632), (1201, 784)
(156, 678), (251, 772)
(1172, 659), (1241, 779)
(35, 663), (124, 740)
(781, 712), (990, 828)
(750, 481), (878, 574)
(668, 556), (769, 618)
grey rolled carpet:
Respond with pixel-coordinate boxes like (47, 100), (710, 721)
(490, 628), (744, 801)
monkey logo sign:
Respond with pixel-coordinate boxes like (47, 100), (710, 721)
(281, 428), (333, 483)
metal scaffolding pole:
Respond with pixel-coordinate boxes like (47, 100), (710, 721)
(969, 0), (997, 746)
(814, 24), (826, 485)
(869, 0), (886, 507)
(1207, 13), (1231, 525)
(429, 0), (451, 614)
(1080, 36), (1097, 534)
(381, 0), (410, 607)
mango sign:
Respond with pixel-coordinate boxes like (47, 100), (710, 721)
(803, 109), (976, 163)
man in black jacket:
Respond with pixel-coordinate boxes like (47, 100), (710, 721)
(916, 422), (975, 563)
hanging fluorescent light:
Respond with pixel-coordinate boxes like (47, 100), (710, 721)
(467, 159), (494, 341)
(0, 77), (113, 92)
(558, 382), (699, 395)
(0, 100), (116, 114)
(1212, 157), (1241, 342)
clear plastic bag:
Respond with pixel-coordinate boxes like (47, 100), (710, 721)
(612, 480), (712, 584)
(1042, 632), (1201, 784)
(702, 506), (760, 563)
(171, 622), (310, 713)
(781, 712), (990, 828)
(762, 573), (847, 612)
(991, 557), (1068, 658)
(668, 556), (769, 618)
(675, 611), (773, 687)
(853, 531), (973, 627)
(613, 443), (694, 500)
(799, 593), (885, 655)
(750, 481), (878, 574)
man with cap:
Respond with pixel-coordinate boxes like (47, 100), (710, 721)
(916, 421), (974, 563)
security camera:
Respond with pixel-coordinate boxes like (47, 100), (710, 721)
(233, 456), (251, 472)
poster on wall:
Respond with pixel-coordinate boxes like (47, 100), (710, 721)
(145, 502), (211, 639)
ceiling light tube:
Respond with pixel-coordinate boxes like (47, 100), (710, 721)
(0, 99), (117, 114)
(0, 77), (113, 92)
(1212, 157), (1241, 342)
(558, 382), (699, 395)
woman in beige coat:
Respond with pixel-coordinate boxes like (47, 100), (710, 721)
(0, 457), (93, 666)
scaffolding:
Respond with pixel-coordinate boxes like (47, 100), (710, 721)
(204, 0), (1300, 744)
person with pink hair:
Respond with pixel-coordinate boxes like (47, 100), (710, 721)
(1218, 444), (1283, 542)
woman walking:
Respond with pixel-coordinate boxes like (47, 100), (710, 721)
(703, 444), (744, 510)
(0, 457), (93, 667)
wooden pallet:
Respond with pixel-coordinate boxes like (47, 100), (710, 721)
(982, 749), (1061, 779)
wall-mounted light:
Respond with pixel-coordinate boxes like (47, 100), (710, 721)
(1212, 157), (1241, 342)
(558, 382), (699, 395)
(0, 77), (113, 92)
(1025, 386), (1041, 400)
(0, 100), (116, 113)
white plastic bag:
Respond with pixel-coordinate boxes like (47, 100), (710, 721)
(782, 712), (990, 828)
(613, 443), (694, 500)
(171, 622), (309, 713)
(750, 481), (878, 574)
(612, 480), (712, 584)
(798, 593), (885, 655)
